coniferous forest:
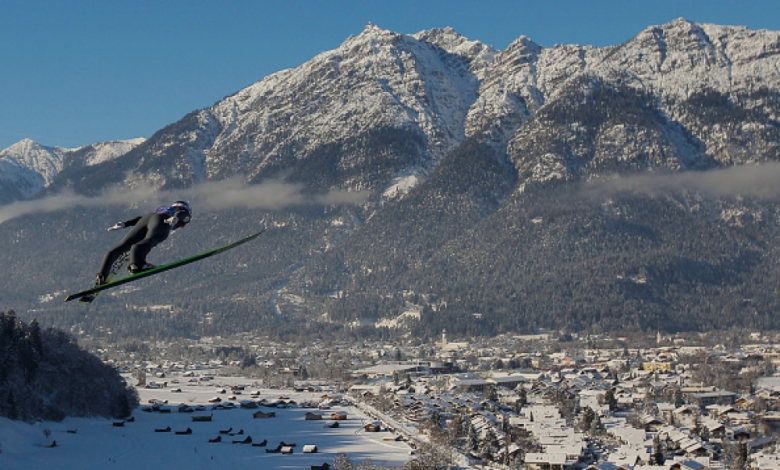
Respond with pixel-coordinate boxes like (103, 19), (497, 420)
(0, 310), (138, 421)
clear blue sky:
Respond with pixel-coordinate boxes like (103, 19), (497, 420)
(2, 0), (779, 151)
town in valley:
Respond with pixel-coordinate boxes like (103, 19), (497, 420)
(74, 328), (780, 470)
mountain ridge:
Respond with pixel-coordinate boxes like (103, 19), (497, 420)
(2, 19), (780, 340)
(6, 19), (779, 197)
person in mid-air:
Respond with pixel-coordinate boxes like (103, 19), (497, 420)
(94, 200), (192, 287)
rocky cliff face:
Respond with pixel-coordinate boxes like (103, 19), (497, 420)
(8, 19), (780, 197)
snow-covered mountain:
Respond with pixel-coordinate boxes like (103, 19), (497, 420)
(3, 18), (780, 338)
(0, 137), (144, 204)
(5, 19), (780, 201)
(26, 18), (776, 203)
(0, 139), (65, 203)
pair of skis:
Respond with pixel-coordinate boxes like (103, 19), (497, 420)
(64, 230), (265, 303)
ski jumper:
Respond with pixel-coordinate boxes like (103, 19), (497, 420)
(98, 205), (190, 279)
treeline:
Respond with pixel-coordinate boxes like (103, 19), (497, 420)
(0, 310), (138, 421)
(303, 180), (780, 338)
(290, 79), (780, 339)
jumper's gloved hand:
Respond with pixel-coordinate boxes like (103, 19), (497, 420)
(107, 222), (125, 231)
(165, 216), (179, 227)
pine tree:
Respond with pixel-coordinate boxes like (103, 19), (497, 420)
(589, 414), (603, 436)
(674, 388), (685, 408)
(467, 422), (479, 455)
(603, 388), (617, 411)
(429, 409), (442, 430)
(481, 428), (498, 462)
(582, 406), (596, 432)
(517, 387), (527, 405)
(332, 453), (354, 470)
(5, 391), (17, 421)
(652, 434), (665, 465)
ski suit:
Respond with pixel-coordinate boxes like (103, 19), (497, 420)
(98, 206), (190, 279)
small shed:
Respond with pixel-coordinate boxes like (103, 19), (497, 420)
(303, 444), (318, 453)
(364, 422), (381, 432)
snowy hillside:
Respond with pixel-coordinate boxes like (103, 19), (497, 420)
(199, 24), (495, 184)
(0, 384), (411, 470)
(81, 138), (146, 166)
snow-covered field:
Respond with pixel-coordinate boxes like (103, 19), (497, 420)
(0, 377), (411, 470)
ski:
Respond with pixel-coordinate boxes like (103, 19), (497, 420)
(79, 251), (130, 304)
(65, 229), (265, 303)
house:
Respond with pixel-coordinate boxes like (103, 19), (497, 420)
(364, 422), (382, 432)
(735, 396), (754, 411)
(673, 405), (699, 427)
(656, 402), (677, 423)
(524, 452), (568, 470)
(488, 376), (528, 390)
(669, 459), (707, 470)
(559, 356), (586, 367)
(691, 390), (736, 407)
(752, 452), (780, 470)
(643, 360), (674, 372)
(303, 444), (318, 453)
(760, 411), (780, 433)
(732, 428), (752, 441)
(681, 440), (712, 459)
(348, 385), (382, 397)
(331, 411), (347, 420)
(451, 378), (491, 393)
(253, 410), (276, 419)
(705, 404), (751, 425)
(641, 414), (665, 432)
(701, 418), (726, 439)
(305, 412), (324, 420)
(584, 463), (632, 470)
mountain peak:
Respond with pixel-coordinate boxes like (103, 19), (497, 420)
(505, 35), (542, 55)
(5, 138), (43, 154)
(667, 17), (697, 28)
(0, 139), (63, 199)
(358, 22), (397, 38)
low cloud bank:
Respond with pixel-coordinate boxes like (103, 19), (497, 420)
(0, 178), (371, 225)
(582, 162), (780, 200)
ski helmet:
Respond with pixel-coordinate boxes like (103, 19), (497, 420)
(172, 200), (192, 223)
(172, 200), (191, 213)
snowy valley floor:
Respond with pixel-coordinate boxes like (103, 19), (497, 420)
(0, 377), (412, 470)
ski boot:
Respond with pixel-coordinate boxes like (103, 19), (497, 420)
(129, 263), (156, 274)
(79, 273), (107, 304)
